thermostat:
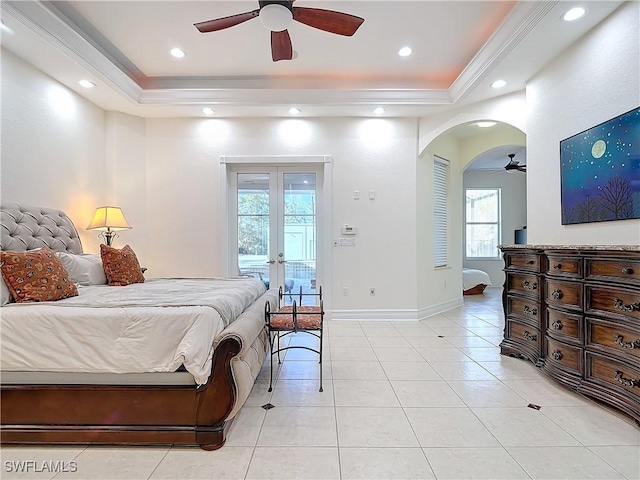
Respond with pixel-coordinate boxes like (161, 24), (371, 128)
(341, 225), (357, 235)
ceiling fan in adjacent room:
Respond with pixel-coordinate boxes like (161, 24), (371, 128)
(504, 153), (527, 173)
(194, 0), (365, 62)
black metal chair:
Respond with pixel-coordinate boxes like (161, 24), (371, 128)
(264, 286), (324, 392)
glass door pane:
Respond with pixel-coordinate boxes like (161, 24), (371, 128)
(237, 173), (271, 289)
(281, 172), (317, 305)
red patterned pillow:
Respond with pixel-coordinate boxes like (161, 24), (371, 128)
(100, 244), (145, 286)
(0, 247), (78, 302)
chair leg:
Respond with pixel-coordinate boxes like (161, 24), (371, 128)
(319, 326), (323, 392)
(268, 331), (274, 392)
(277, 332), (282, 364)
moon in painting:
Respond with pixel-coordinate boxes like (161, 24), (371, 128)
(591, 139), (606, 158)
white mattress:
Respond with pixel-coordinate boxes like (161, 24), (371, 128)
(462, 268), (493, 290)
(0, 278), (266, 385)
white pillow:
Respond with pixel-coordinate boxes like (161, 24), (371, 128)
(1, 275), (12, 306)
(56, 252), (108, 286)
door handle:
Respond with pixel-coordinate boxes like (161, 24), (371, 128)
(266, 260), (275, 264)
(278, 259), (287, 264)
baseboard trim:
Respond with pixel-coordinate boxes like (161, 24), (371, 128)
(330, 298), (463, 322)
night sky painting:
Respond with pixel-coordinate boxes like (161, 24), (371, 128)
(560, 107), (640, 225)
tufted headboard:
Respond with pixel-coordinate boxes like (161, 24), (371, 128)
(0, 203), (83, 253)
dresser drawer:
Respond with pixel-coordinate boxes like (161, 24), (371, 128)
(507, 272), (541, 298)
(546, 337), (582, 374)
(506, 320), (542, 352)
(508, 296), (541, 325)
(546, 254), (582, 278)
(506, 253), (541, 272)
(545, 279), (582, 311)
(586, 257), (640, 286)
(586, 285), (640, 322)
(585, 352), (640, 401)
(586, 317), (640, 362)
(546, 307), (582, 343)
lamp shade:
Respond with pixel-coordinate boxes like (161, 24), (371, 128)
(87, 206), (132, 231)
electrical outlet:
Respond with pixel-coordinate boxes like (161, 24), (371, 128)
(342, 287), (348, 296)
(369, 288), (375, 296)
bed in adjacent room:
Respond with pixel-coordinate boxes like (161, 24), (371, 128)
(462, 268), (492, 295)
(0, 203), (276, 450)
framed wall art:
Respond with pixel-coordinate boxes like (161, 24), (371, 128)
(560, 106), (640, 225)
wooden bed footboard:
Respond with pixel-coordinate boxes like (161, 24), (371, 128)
(0, 336), (241, 450)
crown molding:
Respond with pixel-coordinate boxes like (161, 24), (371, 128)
(2, 1), (142, 103)
(449, 0), (558, 103)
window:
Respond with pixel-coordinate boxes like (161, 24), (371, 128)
(466, 188), (501, 259)
(433, 157), (449, 267)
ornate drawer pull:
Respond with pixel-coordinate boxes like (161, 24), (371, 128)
(551, 289), (563, 300)
(522, 281), (538, 290)
(614, 370), (639, 388)
(552, 350), (563, 361)
(523, 305), (538, 316)
(615, 333), (640, 349)
(523, 331), (537, 342)
(614, 298), (640, 312)
(552, 320), (563, 330)
(553, 263), (562, 269)
(526, 260), (535, 265)
(621, 267), (634, 275)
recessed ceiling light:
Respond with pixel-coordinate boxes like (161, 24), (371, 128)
(288, 107), (301, 115)
(563, 7), (586, 22)
(491, 79), (506, 89)
(398, 46), (412, 57)
(170, 48), (186, 58)
(78, 79), (96, 88)
(476, 121), (497, 128)
(373, 107), (386, 115)
(202, 107), (215, 115)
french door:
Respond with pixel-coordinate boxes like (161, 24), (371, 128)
(229, 165), (322, 306)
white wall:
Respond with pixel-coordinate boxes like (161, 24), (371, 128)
(144, 117), (420, 315)
(1, 49), (107, 252)
(526, 2), (640, 245)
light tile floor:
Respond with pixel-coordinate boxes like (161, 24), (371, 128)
(2, 288), (639, 479)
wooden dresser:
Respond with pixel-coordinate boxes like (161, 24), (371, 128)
(499, 245), (640, 425)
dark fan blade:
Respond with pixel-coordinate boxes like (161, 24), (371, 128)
(194, 9), (259, 33)
(293, 7), (364, 36)
(271, 30), (293, 62)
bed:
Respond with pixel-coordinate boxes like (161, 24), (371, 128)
(0, 203), (277, 450)
(462, 268), (492, 295)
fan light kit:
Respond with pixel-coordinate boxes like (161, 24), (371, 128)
(504, 153), (526, 173)
(194, 1), (365, 62)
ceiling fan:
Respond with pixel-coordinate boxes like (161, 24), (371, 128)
(194, 1), (365, 62)
(504, 153), (526, 173)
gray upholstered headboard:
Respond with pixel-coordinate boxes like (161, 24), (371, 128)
(0, 203), (83, 253)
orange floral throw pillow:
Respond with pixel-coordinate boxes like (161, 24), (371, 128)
(100, 244), (145, 286)
(0, 247), (78, 302)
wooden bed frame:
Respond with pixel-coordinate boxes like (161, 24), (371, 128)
(463, 284), (488, 295)
(0, 203), (269, 449)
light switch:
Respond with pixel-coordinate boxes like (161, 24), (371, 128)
(354, 190), (360, 200)
(368, 190), (376, 200)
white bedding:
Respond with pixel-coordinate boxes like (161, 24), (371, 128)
(462, 268), (493, 290)
(0, 278), (266, 385)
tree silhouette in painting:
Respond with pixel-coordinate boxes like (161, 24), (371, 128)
(576, 194), (602, 223)
(598, 176), (634, 220)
